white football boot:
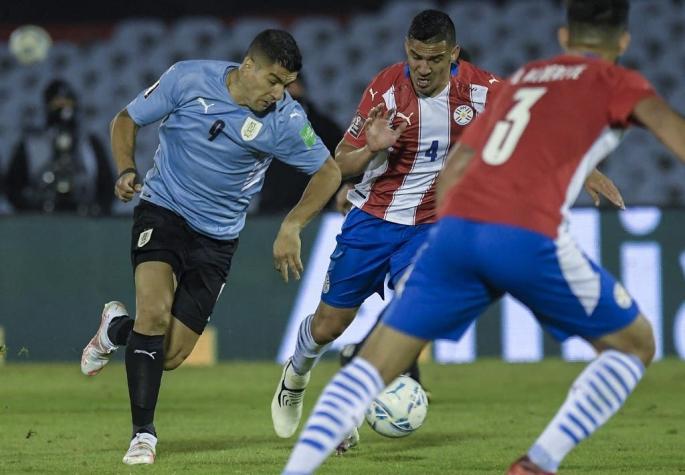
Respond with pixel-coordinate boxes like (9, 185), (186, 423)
(122, 432), (157, 465)
(80, 301), (128, 376)
(271, 358), (310, 438)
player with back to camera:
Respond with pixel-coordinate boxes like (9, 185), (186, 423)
(281, 0), (685, 473)
(271, 8), (623, 452)
(79, 30), (341, 465)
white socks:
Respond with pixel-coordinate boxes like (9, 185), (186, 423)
(529, 350), (645, 472)
(282, 357), (384, 475)
(291, 314), (331, 375)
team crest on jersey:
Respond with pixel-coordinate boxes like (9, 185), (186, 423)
(241, 117), (263, 141)
(453, 105), (474, 126)
(137, 229), (153, 248)
(348, 113), (364, 138)
(614, 282), (632, 309)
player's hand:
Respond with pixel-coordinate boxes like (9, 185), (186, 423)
(114, 171), (142, 202)
(584, 169), (625, 209)
(335, 183), (354, 215)
(273, 222), (304, 283)
(364, 104), (408, 153)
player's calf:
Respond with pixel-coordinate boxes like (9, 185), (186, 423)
(310, 303), (358, 344)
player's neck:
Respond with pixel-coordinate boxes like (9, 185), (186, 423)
(226, 69), (249, 107)
(564, 47), (618, 63)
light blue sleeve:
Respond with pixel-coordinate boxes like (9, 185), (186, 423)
(126, 63), (184, 126)
(273, 102), (331, 175)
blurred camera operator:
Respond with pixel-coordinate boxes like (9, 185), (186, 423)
(6, 79), (114, 215)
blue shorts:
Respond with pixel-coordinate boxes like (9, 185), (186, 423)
(321, 207), (432, 309)
(384, 217), (640, 343)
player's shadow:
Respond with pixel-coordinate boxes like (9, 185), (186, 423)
(363, 430), (486, 456)
(164, 434), (290, 454)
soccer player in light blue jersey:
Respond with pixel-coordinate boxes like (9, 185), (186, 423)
(80, 29), (341, 465)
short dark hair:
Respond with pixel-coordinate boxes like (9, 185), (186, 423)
(247, 29), (302, 72)
(567, 0), (629, 45)
(407, 9), (456, 46)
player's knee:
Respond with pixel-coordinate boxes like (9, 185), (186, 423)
(135, 300), (172, 334)
(620, 315), (656, 367)
(634, 324), (656, 367)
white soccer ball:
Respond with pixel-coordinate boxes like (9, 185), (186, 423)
(9, 25), (52, 65)
(365, 375), (428, 438)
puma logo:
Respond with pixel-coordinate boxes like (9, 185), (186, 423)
(134, 349), (157, 360)
(197, 97), (215, 113)
(289, 111), (302, 119)
(488, 76), (500, 84)
(396, 111), (414, 126)
(369, 88), (377, 100)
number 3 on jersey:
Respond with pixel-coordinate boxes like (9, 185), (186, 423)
(482, 87), (547, 165)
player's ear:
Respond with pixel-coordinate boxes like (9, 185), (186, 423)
(242, 56), (255, 72)
(618, 32), (631, 56)
(558, 26), (570, 50)
(451, 45), (460, 63)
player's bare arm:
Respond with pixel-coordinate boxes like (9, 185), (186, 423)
(584, 169), (625, 208)
(110, 108), (141, 202)
(334, 104), (407, 179)
(273, 157), (341, 283)
(436, 143), (475, 208)
(632, 96), (685, 160)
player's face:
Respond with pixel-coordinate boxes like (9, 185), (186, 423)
(405, 38), (459, 97)
(243, 56), (298, 112)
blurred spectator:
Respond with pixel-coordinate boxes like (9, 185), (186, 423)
(259, 74), (343, 213)
(6, 79), (114, 215)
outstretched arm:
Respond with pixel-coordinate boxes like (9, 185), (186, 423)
(632, 96), (685, 161)
(273, 157), (341, 283)
(110, 108), (141, 202)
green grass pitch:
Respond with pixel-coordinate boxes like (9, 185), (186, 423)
(1, 360), (683, 474)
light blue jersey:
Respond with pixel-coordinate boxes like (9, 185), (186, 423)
(127, 60), (330, 239)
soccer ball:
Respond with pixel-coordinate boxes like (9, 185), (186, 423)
(9, 25), (52, 65)
(365, 375), (428, 438)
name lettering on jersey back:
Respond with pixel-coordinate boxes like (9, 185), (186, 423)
(512, 64), (588, 84)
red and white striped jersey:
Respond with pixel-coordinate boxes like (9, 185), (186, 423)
(343, 61), (501, 225)
(442, 54), (657, 238)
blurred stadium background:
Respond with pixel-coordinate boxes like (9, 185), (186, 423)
(1, 0), (684, 365)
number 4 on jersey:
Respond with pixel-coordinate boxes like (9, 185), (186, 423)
(425, 140), (439, 162)
(482, 87), (547, 165)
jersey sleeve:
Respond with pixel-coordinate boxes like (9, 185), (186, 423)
(273, 102), (331, 175)
(608, 68), (658, 127)
(342, 72), (389, 148)
(126, 63), (184, 126)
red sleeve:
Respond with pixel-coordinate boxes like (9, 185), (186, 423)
(343, 67), (397, 148)
(608, 68), (658, 127)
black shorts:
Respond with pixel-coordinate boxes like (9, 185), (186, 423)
(131, 200), (238, 334)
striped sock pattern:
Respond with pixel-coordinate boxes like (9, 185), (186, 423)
(529, 350), (645, 472)
(283, 357), (384, 475)
(291, 314), (331, 376)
